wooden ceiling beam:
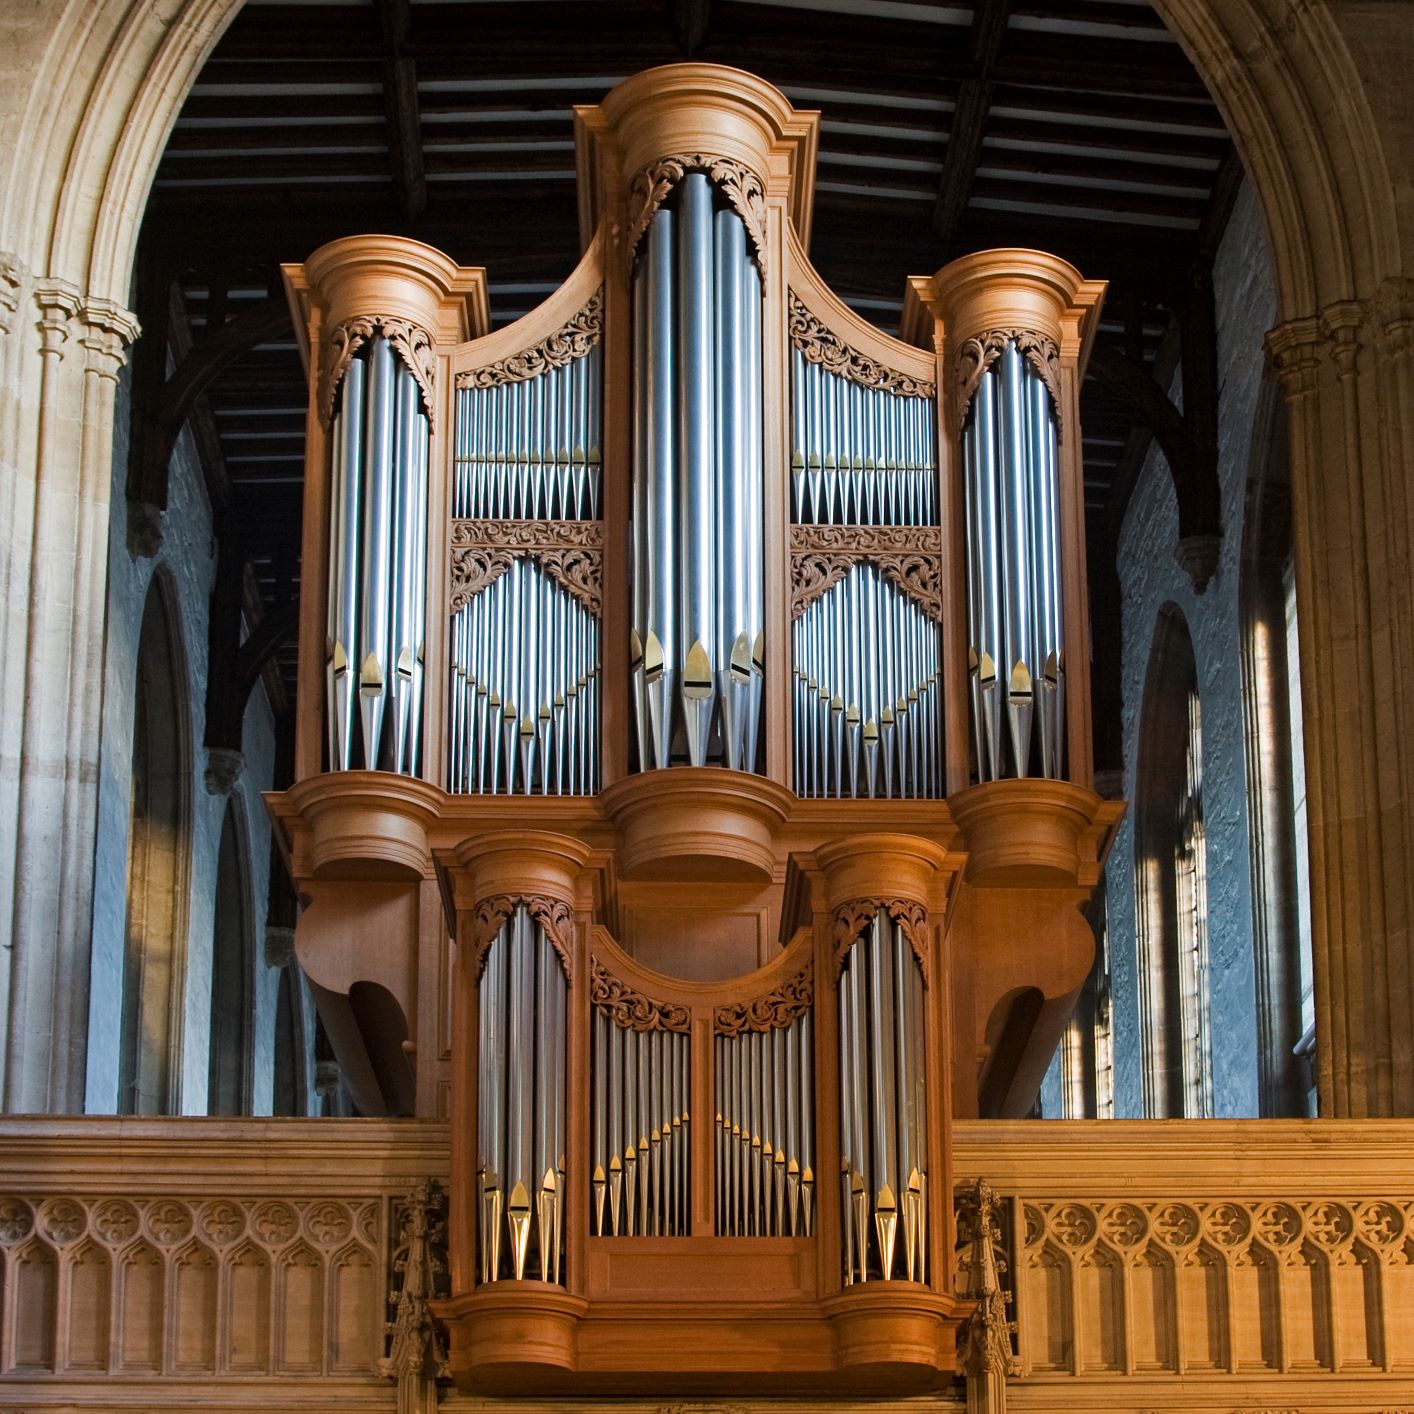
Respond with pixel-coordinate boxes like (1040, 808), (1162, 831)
(932, 0), (1011, 241)
(377, 0), (427, 221)
(668, 0), (711, 57)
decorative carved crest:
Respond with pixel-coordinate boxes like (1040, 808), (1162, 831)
(456, 291), (603, 388)
(714, 963), (813, 1036)
(955, 328), (1062, 437)
(321, 315), (436, 427)
(590, 957), (690, 1034)
(627, 154), (769, 279)
(471, 894), (575, 982)
(831, 897), (930, 984)
(790, 524), (943, 622)
(449, 519), (603, 616)
(789, 293), (935, 398)
(380, 1178), (450, 1386)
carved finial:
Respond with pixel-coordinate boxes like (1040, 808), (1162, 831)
(380, 1179), (450, 1389)
(957, 1178), (1020, 1398)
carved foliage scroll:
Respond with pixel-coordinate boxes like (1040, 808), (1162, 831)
(321, 315), (436, 427)
(471, 895), (575, 983)
(789, 293), (935, 398)
(627, 154), (769, 278)
(449, 519), (603, 616)
(955, 328), (1063, 438)
(590, 957), (690, 1034)
(456, 291), (603, 389)
(790, 524), (943, 622)
(714, 963), (814, 1036)
(832, 897), (930, 984)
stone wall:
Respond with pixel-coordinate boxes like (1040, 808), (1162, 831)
(1044, 180), (1280, 1119)
(85, 368), (311, 1116)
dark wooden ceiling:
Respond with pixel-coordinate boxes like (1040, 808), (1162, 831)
(136, 0), (1242, 742)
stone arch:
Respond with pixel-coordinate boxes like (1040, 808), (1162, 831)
(207, 796), (254, 1116)
(119, 567), (193, 1117)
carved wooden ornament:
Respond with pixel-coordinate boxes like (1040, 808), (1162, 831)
(789, 293), (935, 398)
(456, 291), (603, 389)
(714, 963), (814, 1036)
(955, 328), (1062, 437)
(321, 315), (437, 428)
(471, 894), (575, 982)
(627, 154), (769, 278)
(449, 519), (603, 616)
(790, 524), (943, 622)
(831, 897), (930, 985)
(589, 957), (690, 1034)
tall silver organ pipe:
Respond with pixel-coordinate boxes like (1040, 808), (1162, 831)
(837, 911), (928, 1284)
(631, 172), (765, 773)
(477, 904), (568, 1284)
(326, 337), (430, 775)
(448, 563), (600, 795)
(962, 339), (1064, 780)
(790, 357), (937, 527)
(589, 1004), (690, 1237)
(714, 1014), (813, 1238)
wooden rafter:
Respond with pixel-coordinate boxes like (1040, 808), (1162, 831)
(377, 0), (427, 221)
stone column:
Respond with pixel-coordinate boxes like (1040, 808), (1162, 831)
(0, 269), (139, 1112)
(1267, 282), (1414, 1116)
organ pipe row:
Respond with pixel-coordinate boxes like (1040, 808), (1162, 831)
(326, 338), (429, 774)
(631, 173), (765, 774)
(714, 1017), (814, 1238)
(793, 566), (942, 799)
(590, 1012), (691, 1238)
(452, 350), (603, 520)
(478, 906), (567, 1284)
(448, 562), (600, 794)
(962, 340), (1064, 781)
(838, 913), (928, 1284)
(791, 356), (937, 526)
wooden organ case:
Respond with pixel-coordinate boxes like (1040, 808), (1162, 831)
(269, 65), (1123, 1395)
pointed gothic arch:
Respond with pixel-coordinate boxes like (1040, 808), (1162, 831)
(207, 797), (254, 1116)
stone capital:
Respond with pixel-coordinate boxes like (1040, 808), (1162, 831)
(1373, 277), (1414, 357)
(0, 253), (27, 337)
(203, 746), (245, 795)
(264, 925), (296, 969)
(79, 295), (142, 379)
(32, 278), (84, 358)
(1264, 315), (1324, 400)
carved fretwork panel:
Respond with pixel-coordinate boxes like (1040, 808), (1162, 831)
(589, 956), (690, 1033)
(449, 519), (603, 616)
(790, 524), (944, 622)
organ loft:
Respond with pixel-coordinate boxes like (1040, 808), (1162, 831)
(269, 64), (1121, 1391)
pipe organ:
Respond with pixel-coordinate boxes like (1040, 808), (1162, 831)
(272, 64), (1123, 1396)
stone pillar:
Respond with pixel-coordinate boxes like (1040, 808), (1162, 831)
(1267, 282), (1414, 1116)
(0, 267), (139, 1112)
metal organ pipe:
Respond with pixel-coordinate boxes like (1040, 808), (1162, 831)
(961, 339), (1064, 780)
(325, 338), (429, 775)
(477, 905), (568, 1285)
(447, 328), (603, 795)
(836, 911), (928, 1284)
(630, 173), (764, 773)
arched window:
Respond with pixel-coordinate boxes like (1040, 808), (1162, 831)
(119, 573), (192, 1115)
(272, 964), (308, 1117)
(1135, 605), (1212, 1118)
(1239, 384), (1315, 1114)
(207, 800), (254, 1115)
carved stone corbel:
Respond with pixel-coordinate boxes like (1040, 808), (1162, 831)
(714, 963), (813, 1036)
(471, 894), (575, 982)
(627, 154), (769, 278)
(831, 897), (930, 984)
(955, 328), (1062, 437)
(456, 291), (603, 388)
(320, 315), (436, 428)
(590, 956), (690, 1033)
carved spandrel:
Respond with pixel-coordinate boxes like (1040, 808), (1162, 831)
(627, 154), (769, 278)
(590, 957), (690, 1034)
(831, 897), (930, 985)
(955, 328), (1062, 437)
(456, 291), (603, 388)
(449, 519), (603, 616)
(714, 963), (813, 1036)
(788, 292), (936, 399)
(790, 524), (943, 622)
(471, 894), (575, 983)
(321, 315), (437, 427)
